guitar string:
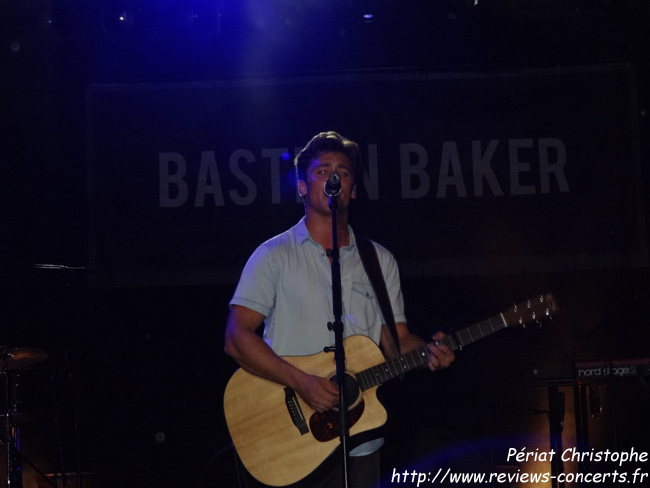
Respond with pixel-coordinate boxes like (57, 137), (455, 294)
(303, 299), (551, 403)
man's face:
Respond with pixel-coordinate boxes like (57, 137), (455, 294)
(297, 151), (356, 216)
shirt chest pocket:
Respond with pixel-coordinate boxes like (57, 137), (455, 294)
(347, 281), (380, 331)
(352, 282), (375, 300)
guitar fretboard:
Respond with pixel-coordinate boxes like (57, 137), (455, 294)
(446, 313), (508, 351)
(356, 313), (507, 391)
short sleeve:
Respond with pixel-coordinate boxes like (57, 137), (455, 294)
(230, 244), (277, 318)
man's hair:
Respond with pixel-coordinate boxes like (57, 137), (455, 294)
(294, 131), (362, 183)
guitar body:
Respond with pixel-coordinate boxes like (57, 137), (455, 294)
(224, 293), (558, 486)
(223, 335), (388, 487)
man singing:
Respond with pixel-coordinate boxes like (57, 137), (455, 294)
(224, 131), (455, 487)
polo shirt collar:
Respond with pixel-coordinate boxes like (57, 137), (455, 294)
(294, 216), (357, 250)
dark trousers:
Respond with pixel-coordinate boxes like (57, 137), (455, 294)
(311, 450), (381, 488)
(236, 448), (381, 488)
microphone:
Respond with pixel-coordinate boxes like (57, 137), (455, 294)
(324, 172), (341, 197)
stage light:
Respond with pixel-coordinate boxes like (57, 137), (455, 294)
(101, 2), (143, 34)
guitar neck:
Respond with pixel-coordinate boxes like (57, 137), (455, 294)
(356, 312), (507, 391)
(355, 293), (558, 391)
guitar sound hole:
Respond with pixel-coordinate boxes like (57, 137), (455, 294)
(328, 373), (361, 410)
(309, 395), (365, 442)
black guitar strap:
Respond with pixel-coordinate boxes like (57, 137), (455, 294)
(356, 235), (401, 359)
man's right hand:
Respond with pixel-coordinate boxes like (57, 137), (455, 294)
(296, 373), (340, 413)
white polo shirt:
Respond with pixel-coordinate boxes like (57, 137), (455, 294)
(230, 217), (406, 456)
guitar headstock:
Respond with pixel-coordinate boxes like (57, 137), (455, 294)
(502, 293), (559, 328)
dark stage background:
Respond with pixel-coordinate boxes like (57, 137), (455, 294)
(2, 1), (650, 487)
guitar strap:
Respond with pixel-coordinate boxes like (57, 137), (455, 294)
(356, 235), (401, 360)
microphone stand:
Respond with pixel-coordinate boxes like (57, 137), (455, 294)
(325, 194), (352, 488)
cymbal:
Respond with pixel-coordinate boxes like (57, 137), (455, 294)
(0, 348), (48, 371)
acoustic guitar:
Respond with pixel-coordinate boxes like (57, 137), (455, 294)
(223, 293), (558, 486)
